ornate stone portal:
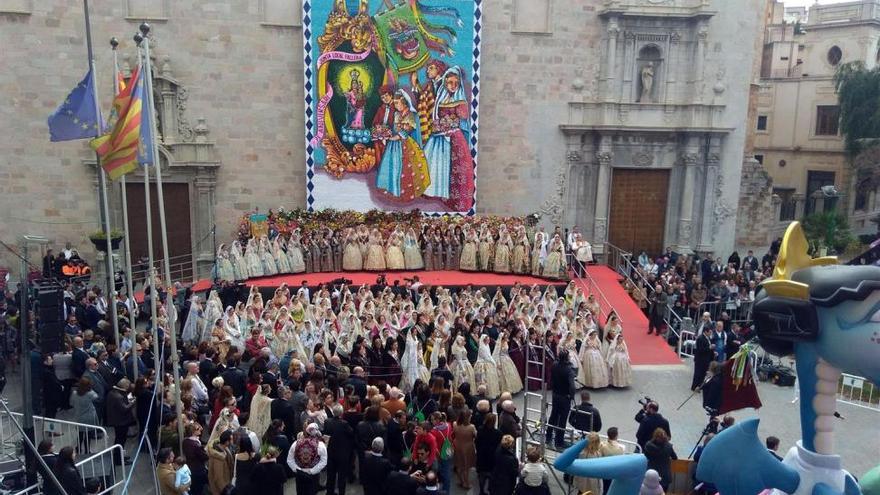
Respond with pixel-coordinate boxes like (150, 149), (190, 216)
(89, 54), (220, 279)
(562, 0), (731, 256)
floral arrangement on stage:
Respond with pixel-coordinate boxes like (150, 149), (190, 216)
(235, 208), (529, 243)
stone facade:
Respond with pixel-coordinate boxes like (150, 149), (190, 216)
(0, 0), (762, 276)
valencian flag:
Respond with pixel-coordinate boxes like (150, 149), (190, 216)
(718, 344), (763, 415)
(47, 69), (102, 142)
(91, 65), (148, 179)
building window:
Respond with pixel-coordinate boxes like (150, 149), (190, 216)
(775, 188), (797, 221)
(806, 171), (836, 214)
(815, 105), (840, 136)
(827, 46), (843, 66)
(756, 115), (768, 131)
(754, 154), (764, 164)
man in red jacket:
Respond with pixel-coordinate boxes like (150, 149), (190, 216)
(411, 421), (438, 469)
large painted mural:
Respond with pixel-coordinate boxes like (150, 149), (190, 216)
(303, 0), (482, 215)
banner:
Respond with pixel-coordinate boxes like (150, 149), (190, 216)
(303, 0), (482, 215)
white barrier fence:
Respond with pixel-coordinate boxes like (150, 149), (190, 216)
(838, 373), (880, 412)
(0, 411), (109, 461)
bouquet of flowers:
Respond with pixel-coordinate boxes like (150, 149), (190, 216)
(371, 125), (392, 141)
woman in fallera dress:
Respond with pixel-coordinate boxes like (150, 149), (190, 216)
(531, 231), (547, 276)
(493, 228), (512, 274)
(364, 229), (387, 271)
(432, 230), (444, 271)
(342, 228), (363, 271)
(230, 240), (248, 281)
(309, 233), (322, 273)
(478, 228), (494, 272)
(450, 335), (475, 392)
(580, 329), (609, 389)
(245, 237), (264, 278)
(446, 229), (460, 271)
(421, 228), (433, 271)
(386, 230), (406, 270)
(216, 244), (235, 282)
(511, 230), (530, 275)
(606, 334), (633, 388)
(493, 333), (523, 394)
(272, 237), (291, 274)
(320, 233), (333, 273)
(473, 335), (500, 398)
(459, 228), (478, 271)
(543, 234), (566, 279)
(259, 236), (279, 276)
(403, 227), (424, 270)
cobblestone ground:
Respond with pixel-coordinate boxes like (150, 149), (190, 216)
(4, 359), (877, 494)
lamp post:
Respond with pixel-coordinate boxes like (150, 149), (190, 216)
(19, 234), (48, 486)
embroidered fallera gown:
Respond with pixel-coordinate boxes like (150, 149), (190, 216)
(473, 337), (501, 398)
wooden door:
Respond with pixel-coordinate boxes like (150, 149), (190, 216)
(608, 168), (670, 255)
(125, 181), (193, 281)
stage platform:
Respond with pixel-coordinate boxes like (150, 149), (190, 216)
(183, 270), (565, 294)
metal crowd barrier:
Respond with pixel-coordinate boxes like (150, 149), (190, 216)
(838, 373), (880, 412)
(696, 300), (755, 325)
(75, 445), (127, 495)
(0, 411), (109, 460)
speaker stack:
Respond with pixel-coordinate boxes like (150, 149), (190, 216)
(33, 281), (64, 354)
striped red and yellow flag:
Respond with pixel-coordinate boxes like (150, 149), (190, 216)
(116, 71), (127, 93)
(90, 65), (142, 180)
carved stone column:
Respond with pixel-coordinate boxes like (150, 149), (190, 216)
(193, 174), (217, 277)
(693, 21), (708, 103)
(604, 17), (620, 102)
(696, 148), (719, 253)
(593, 136), (614, 253)
(677, 148), (699, 252)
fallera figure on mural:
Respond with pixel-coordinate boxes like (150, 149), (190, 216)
(306, 0), (479, 214)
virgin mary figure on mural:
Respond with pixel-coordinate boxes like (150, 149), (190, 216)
(375, 89), (432, 201)
(423, 65), (474, 212)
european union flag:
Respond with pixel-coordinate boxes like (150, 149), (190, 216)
(137, 68), (155, 166)
(47, 70), (102, 142)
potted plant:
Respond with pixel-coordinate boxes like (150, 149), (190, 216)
(89, 229), (124, 253)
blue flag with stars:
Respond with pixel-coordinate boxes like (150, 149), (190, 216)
(47, 69), (102, 142)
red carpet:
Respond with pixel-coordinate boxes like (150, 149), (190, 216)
(582, 265), (682, 366)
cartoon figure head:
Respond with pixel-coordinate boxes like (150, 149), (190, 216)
(753, 222), (880, 384)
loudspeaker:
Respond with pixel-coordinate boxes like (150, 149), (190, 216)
(40, 321), (65, 354)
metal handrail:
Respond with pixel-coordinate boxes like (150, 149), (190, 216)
(75, 444), (127, 495)
(603, 243), (686, 352)
(0, 411), (109, 461)
(566, 254), (620, 325)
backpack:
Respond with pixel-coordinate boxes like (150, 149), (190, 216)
(438, 428), (453, 461)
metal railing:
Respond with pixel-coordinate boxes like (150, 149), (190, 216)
(838, 373), (880, 412)
(696, 300), (755, 325)
(603, 243), (686, 353)
(0, 411), (109, 461)
(130, 252), (201, 288)
(566, 254), (619, 325)
(75, 445), (127, 495)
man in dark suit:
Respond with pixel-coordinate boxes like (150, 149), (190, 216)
(345, 366), (368, 399)
(220, 357), (247, 399)
(416, 471), (445, 495)
(635, 402), (671, 450)
(384, 457), (423, 495)
(568, 390), (602, 433)
(271, 385), (299, 442)
(766, 436), (783, 461)
(548, 349), (575, 448)
(362, 438), (394, 495)
(325, 404), (356, 495)
(692, 324), (715, 391)
(430, 356), (454, 389)
(71, 336), (88, 378)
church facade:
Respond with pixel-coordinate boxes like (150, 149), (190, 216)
(0, 0), (763, 276)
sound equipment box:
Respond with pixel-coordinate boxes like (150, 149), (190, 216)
(757, 363), (796, 387)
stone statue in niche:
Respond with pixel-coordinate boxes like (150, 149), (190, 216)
(639, 62), (655, 102)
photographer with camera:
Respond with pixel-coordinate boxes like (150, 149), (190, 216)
(548, 349), (576, 449)
(634, 399), (671, 450)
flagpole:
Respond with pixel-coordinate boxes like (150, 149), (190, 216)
(111, 37), (138, 348)
(83, 0), (120, 348)
(133, 33), (158, 383)
(139, 22), (184, 453)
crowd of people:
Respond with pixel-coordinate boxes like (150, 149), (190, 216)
(7, 265), (641, 495)
(216, 218), (595, 282)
